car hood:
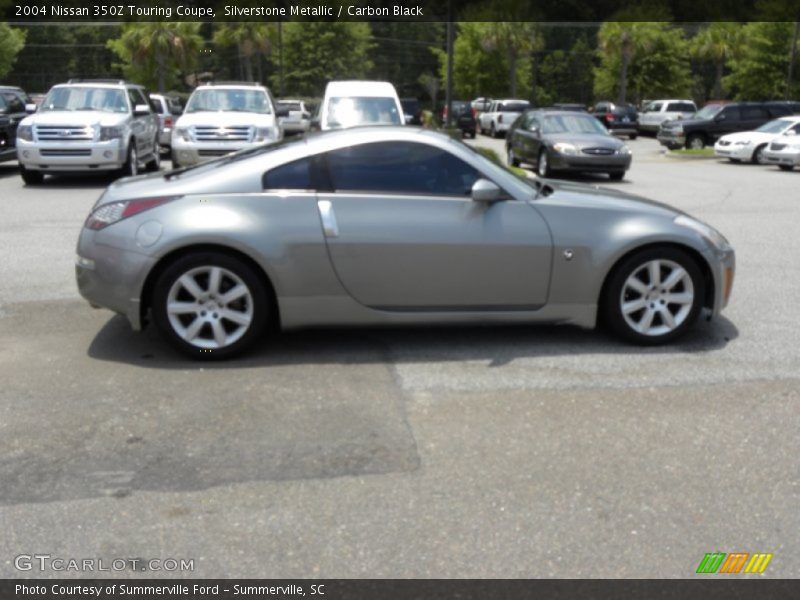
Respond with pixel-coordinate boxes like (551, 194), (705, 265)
(22, 110), (129, 128)
(718, 131), (776, 144)
(544, 133), (624, 148)
(545, 179), (682, 218)
(175, 111), (276, 128)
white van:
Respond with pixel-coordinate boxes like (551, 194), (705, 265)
(317, 80), (404, 130)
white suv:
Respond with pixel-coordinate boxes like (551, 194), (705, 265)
(171, 82), (285, 167)
(16, 79), (160, 185)
(316, 81), (404, 131)
(638, 99), (697, 133)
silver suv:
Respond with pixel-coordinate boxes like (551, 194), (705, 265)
(171, 82), (286, 167)
(16, 79), (160, 185)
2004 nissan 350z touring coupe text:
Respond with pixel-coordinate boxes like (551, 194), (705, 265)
(76, 127), (735, 359)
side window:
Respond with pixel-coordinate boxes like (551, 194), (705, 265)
(672, 102), (695, 112)
(126, 89), (139, 113)
(326, 142), (481, 197)
(719, 106), (740, 121)
(789, 123), (800, 134)
(262, 156), (326, 191)
(741, 106), (767, 120)
(649, 102), (663, 112)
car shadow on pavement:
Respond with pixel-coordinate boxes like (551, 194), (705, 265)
(0, 163), (20, 180)
(88, 313), (739, 371)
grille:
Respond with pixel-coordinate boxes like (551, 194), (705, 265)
(198, 149), (234, 157)
(770, 143), (786, 151)
(582, 147), (615, 156)
(35, 125), (94, 141)
(193, 125), (252, 142)
(39, 148), (92, 157)
(718, 140), (731, 146)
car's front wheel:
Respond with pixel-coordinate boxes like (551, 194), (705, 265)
(152, 252), (269, 359)
(121, 143), (138, 177)
(20, 165), (44, 186)
(507, 146), (520, 167)
(602, 247), (705, 345)
(145, 139), (161, 172)
(778, 164), (794, 171)
(751, 144), (767, 165)
(537, 150), (551, 177)
(608, 171), (625, 181)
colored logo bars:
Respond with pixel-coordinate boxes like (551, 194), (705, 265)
(696, 552), (773, 574)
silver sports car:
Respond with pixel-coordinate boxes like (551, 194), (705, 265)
(76, 127), (735, 359)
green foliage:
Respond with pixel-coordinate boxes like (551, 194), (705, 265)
(595, 22), (691, 104)
(370, 22), (443, 98)
(272, 22), (373, 97)
(0, 23), (25, 79)
(724, 22), (799, 100)
(107, 23), (204, 92)
(213, 23), (275, 83)
(538, 36), (596, 105)
(690, 23), (744, 99)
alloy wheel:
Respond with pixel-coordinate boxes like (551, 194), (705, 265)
(619, 259), (694, 337)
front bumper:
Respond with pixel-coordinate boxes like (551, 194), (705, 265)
(550, 152), (632, 172)
(713, 142), (754, 161)
(763, 148), (800, 167)
(657, 130), (684, 148)
(171, 137), (272, 166)
(76, 228), (156, 331)
(17, 138), (125, 171)
(705, 246), (736, 316)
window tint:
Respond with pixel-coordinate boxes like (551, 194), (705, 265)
(262, 157), (316, 190)
(326, 142), (481, 196)
(668, 102), (695, 112)
(151, 97), (165, 113)
(719, 106), (740, 120)
(647, 102), (663, 112)
(741, 106), (768, 120)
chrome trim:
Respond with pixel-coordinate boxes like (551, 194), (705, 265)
(317, 199), (339, 238)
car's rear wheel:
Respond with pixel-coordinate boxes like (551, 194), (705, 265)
(608, 171), (625, 181)
(507, 146), (520, 167)
(629, 134), (638, 140)
(687, 134), (706, 150)
(602, 247), (704, 345)
(779, 164), (794, 171)
(152, 252), (269, 359)
(751, 144), (767, 165)
(537, 150), (551, 177)
(20, 166), (44, 185)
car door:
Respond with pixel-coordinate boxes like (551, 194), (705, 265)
(517, 113), (542, 161)
(316, 140), (553, 310)
(0, 93), (26, 147)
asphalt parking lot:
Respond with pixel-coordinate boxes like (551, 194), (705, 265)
(1, 135), (799, 578)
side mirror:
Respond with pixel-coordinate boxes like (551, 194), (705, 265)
(133, 104), (150, 117)
(529, 125), (540, 135)
(275, 105), (289, 118)
(25, 103), (37, 114)
(785, 129), (798, 136)
(471, 178), (504, 202)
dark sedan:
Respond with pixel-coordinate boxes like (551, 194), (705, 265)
(592, 101), (639, 139)
(506, 109), (632, 180)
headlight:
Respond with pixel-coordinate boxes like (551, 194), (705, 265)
(618, 145), (631, 155)
(17, 124), (33, 141)
(99, 126), (124, 141)
(674, 215), (730, 250)
(254, 127), (275, 142)
(553, 142), (577, 155)
(174, 127), (192, 142)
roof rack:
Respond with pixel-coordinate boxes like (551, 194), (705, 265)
(201, 81), (263, 87)
(67, 79), (128, 85)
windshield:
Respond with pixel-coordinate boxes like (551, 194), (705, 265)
(756, 119), (793, 134)
(41, 86), (128, 113)
(326, 96), (401, 128)
(694, 104), (723, 120)
(186, 89), (272, 114)
(542, 114), (609, 135)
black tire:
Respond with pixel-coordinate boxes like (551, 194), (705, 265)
(20, 166), (44, 185)
(537, 150), (551, 177)
(507, 146), (520, 167)
(751, 144), (767, 165)
(686, 133), (706, 150)
(608, 171), (625, 181)
(152, 252), (269, 359)
(490, 123), (498, 138)
(629, 134), (638, 140)
(729, 158), (741, 163)
(601, 247), (705, 345)
(778, 164), (794, 171)
(145, 140), (161, 172)
(121, 142), (138, 177)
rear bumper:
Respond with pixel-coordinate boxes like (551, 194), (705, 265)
(608, 125), (638, 136)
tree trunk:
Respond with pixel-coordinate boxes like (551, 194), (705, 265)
(788, 21), (800, 100)
(618, 51), (630, 105)
(530, 51), (538, 106)
(713, 60), (724, 99)
(156, 53), (166, 93)
(508, 52), (518, 98)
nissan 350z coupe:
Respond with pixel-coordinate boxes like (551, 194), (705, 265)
(76, 127), (735, 359)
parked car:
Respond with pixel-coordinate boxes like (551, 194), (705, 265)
(443, 100), (477, 138)
(172, 82), (286, 167)
(149, 93), (182, 154)
(276, 99), (311, 134)
(714, 116), (800, 164)
(315, 80), (403, 131)
(15, 79), (160, 185)
(658, 101), (800, 150)
(75, 126), (734, 359)
(400, 97), (422, 125)
(592, 101), (639, 139)
(763, 124), (800, 171)
(479, 99), (530, 138)
(506, 109), (632, 180)
(471, 97), (492, 113)
(0, 86), (31, 164)
(638, 99), (697, 134)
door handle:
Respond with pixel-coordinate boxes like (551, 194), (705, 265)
(317, 199), (339, 238)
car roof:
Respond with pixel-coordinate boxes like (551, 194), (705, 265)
(495, 99), (529, 104)
(53, 82), (137, 89)
(648, 99), (695, 103)
(196, 84), (267, 91)
(325, 80), (398, 97)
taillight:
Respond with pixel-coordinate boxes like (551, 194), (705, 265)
(85, 196), (179, 230)
(606, 112), (614, 121)
(471, 108), (477, 118)
(164, 116), (173, 128)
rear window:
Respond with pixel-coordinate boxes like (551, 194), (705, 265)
(279, 101), (302, 111)
(667, 102), (695, 112)
(151, 97), (165, 113)
(498, 102), (529, 112)
(326, 96), (402, 128)
(451, 101), (471, 114)
(401, 99), (420, 113)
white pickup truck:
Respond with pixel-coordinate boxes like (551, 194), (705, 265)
(478, 99), (530, 138)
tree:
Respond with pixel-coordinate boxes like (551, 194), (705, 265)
(108, 23), (203, 92)
(0, 23), (25, 79)
(481, 22), (542, 98)
(213, 23), (275, 83)
(418, 72), (440, 110)
(271, 22), (373, 97)
(690, 23), (743, 99)
(724, 21), (800, 100)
